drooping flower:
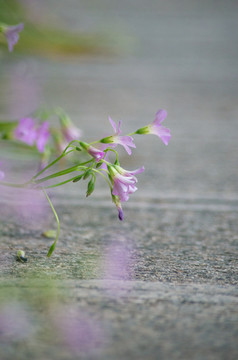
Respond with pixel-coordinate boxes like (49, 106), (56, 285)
(3, 23), (24, 52)
(14, 117), (37, 146)
(80, 142), (105, 162)
(112, 194), (124, 221)
(108, 164), (145, 202)
(35, 121), (50, 153)
(100, 117), (136, 155)
(135, 109), (171, 145)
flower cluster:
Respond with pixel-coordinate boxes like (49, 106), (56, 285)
(0, 20), (171, 256)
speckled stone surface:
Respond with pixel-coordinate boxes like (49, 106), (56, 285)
(1, 0), (238, 359)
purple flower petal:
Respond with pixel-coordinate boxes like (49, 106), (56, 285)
(103, 117), (135, 155)
(5, 23), (24, 52)
(109, 164), (144, 203)
(154, 109), (167, 125)
(14, 117), (37, 146)
(108, 116), (118, 133)
(36, 121), (50, 153)
(150, 124), (171, 145)
(87, 145), (105, 162)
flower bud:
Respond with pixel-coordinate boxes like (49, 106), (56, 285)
(86, 178), (95, 197)
(83, 169), (92, 180)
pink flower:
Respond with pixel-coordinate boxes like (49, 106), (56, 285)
(136, 109), (171, 145)
(14, 117), (37, 146)
(62, 122), (82, 142)
(100, 117), (136, 155)
(35, 121), (50, 153)
(4, 23), (24, 52)
(80, 142), (105, 162)
(14, 118), (50, 153)
(108, 164), (144, 202)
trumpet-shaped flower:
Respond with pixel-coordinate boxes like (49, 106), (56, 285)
(100, 117), (136, 155)
(135, 109), (171, 145)
(80, 142), (105, 162)
(3, 23), (24, 52)
(108, 164), (144, 202)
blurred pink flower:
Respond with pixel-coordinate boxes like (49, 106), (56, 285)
(0, 162), (5, 180)
(14, 117), (37, 146)
(35, 121), (50, 153)
(14, 118), (50, 153)
(62, 122), (82, 142)
(4, 23), (24, 52)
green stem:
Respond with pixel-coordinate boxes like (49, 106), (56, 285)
(92, 168), (112, 190)
(43, 175), (81, 189)
(34, 165), (87, 184)
(42, 189), (60, 257)
(104, 148), (119, 162)
(31, 149), (75, 180)
(0, 181), (29, 188)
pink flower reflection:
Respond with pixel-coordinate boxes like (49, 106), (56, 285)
(102, 241), (134, 296)
(54, 309), (104, 355)
(0, 302), (34, 341)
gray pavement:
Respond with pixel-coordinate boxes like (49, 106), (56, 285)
(0, 0), (238, 359)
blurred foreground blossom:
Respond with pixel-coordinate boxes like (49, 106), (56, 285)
(60, 114), (82, 142)
(54, 309), (104, 355)
(103, 241), (134, 297)
(0, 302), (34, 341)
(135, 109), (171, 145)
(3, 23), (24, 52)
(0, 162), (4, 180)
(100, 117), (136, 155)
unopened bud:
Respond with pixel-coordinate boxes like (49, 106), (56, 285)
(86, 178), (95, 197)
(83, 169), (92, 180)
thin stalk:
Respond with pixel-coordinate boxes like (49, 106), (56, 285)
(92, 168), (112, 190)
(34, 165), (87, 184)
(43, 175), (81, 189)
(42, 188), (60, 257)
(32, 149), (75, 180)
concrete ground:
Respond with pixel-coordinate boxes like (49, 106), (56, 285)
(0, 0), (238, 359)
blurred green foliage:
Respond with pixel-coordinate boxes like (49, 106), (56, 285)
(0, 0), (111, 58)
